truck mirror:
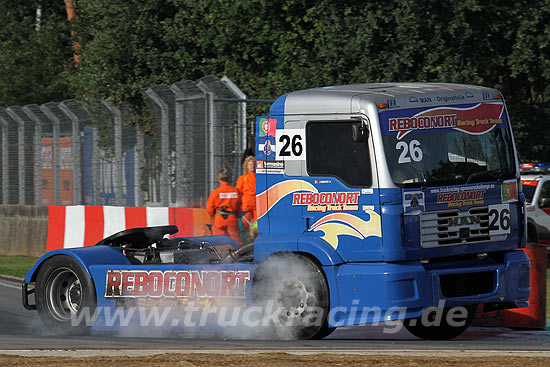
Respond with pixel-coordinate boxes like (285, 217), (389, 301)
(539, 197), (550, 208)
(352, 123), (368, 143)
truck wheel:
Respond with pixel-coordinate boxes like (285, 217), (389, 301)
(403, 305), (476, 340)
(252, 254), (331, 340)
(35, 255), (96, 335)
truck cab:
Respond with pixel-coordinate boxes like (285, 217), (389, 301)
(254, 83), (530, 339)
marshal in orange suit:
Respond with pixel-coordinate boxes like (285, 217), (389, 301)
(236, 156), (256, 240)
(207, 168), (242, 244)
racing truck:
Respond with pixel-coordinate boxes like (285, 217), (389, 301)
(22, 83), (530, 340)
(520, 163), (550, 244)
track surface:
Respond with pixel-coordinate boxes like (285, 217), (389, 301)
(2, 278), (550, 352)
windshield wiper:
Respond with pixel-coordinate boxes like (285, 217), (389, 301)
(466, 168), (509, 184)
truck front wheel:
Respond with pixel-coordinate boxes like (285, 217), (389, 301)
(252, 254), (333, 340)
(403, 305), (476, 340)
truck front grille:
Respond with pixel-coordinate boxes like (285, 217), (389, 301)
(420, 207), (499, 248)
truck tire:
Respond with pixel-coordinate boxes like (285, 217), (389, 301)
(251, 254), (332, 340)
(35, 255), (97, 335)
(402, 305), (476, 340)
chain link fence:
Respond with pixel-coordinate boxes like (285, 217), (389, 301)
(0, 75), (269, 207)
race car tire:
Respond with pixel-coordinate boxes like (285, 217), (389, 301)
(35, 255), (97, 335)
(402, 304), (476, 340)
(251, 253), (331, 340)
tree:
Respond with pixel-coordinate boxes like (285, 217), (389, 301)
(0, 0), (72, 106)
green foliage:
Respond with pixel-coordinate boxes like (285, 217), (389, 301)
(0, 0), (72, 106)
(0, 0), (549, 160)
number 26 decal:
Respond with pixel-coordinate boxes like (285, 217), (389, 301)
(396, 140), (423, 164)
(488, 204), (511, 235)
(276, 129), (306, 160)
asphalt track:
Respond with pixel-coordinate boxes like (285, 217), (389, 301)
(1, 277), (550, 355)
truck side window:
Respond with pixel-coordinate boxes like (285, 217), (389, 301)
(306, 121), (372, 187)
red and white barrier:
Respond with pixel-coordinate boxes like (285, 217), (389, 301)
(46, 205), (211, 252)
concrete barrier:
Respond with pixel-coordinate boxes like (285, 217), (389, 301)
(0, 205), (48, 257)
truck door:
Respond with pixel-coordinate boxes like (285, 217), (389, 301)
(300, 119), (383, 261)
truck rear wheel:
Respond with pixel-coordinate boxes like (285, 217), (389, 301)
(252, 254), (332, 340)
(403, 305), (476, 340)
(35, 255), (97, 335)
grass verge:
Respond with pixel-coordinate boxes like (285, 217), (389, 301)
(0, 256), (38, 279)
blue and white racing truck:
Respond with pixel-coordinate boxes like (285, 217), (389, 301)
(23, 83), (530, 340)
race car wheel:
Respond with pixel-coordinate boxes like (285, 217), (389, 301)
(402, 305), (476, 340)
(252, 254), (332, 340)
(35, 255), (96, 335)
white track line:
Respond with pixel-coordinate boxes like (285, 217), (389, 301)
(0, 281), (20, 290)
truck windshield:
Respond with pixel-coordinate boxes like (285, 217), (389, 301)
(380, 104), (516, 188)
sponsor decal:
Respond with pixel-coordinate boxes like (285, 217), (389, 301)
(309, 212), (381, 249)
(390, 103), (504, 139)
(389, 114), (458, 134)
(403, 191), (425, 213)
(501, 179), (518, 203)
(105, 270), (250, 298)
(429, 184), (494, 208)
(293, 191), (360, 213)
(262, 139), (273, 156)
(256, 180), (365, 218)
(256, 160), (284, 174)
(259, 117), (277, 137)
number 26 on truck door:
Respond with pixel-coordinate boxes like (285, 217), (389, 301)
(276, 129), (306, 160)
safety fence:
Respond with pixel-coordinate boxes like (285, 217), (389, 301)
(0, 75), (265, 208)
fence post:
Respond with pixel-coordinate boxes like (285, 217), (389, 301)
(143, 88), (170, 206)
(221, 76), (247, 155)
(40, 104), (61, 205)
(22, 106), (43, 205)
(170, 83), (188, 206)
(102, 101), (123, 206)
(5, 108), (25, 204)
(135, 128), (144, 207)
(0, 111), (9, 204)
(59, 101), (82, 205)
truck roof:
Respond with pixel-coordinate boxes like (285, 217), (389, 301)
(270, 82), (503, 116)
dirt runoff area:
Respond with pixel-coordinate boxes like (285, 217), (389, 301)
(0, 353), (549, 366)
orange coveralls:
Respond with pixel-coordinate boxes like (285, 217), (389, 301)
(236, 171), (256, 231)
(206, 181), (242, 244)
